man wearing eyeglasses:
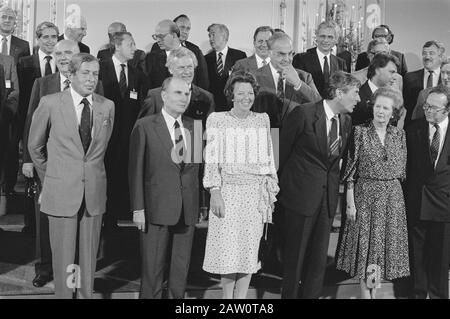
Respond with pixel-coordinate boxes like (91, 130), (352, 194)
(145, 19), (184, 91)
(0, 6), (30, 64)
(406, 85), (450, 299)
(292, 20), (347, 98)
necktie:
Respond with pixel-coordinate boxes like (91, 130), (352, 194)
(217, 52), (224, 76)
(63, 78), (70, 90)
(79, 98), (92, 153)
(262, 59), (267, 67)
(44, 56), (53, 76)
(1, 36), (7, 55)
(119, 64), (127, 98)
(426, 71), (434, 88)
(174, 120), (185, 170)
(323, 56), (330, 84)
(329, 115), (340, 158)
(430, 124), (440, 164)
(277, 71), (284, 102)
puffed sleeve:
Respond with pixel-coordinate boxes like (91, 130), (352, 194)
(203, 113), (223, 189)
(341, 125), (362, 184)
(399, 129), (407, 180)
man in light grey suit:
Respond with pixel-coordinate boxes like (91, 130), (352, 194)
(253, 32), (321, 128)
(232, 26), (274, 74)
(28, 53), (114, 298)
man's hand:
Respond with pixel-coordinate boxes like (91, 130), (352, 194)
(281, 65), (302, 88)
(22, 163), (34, 178)
(133, 210), (146, 232)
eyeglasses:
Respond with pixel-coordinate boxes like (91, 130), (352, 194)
(152, 33), (170, 41)
(0, 15), (15, 21)
(423, 103), (447, 113)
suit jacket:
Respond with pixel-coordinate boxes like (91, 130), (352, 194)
(411, 87), (432, 121)
(205, 47), (247, 111)
(352, 80), (373, 126)
(139, 84), (215, 128)
(252, 64), (321, 127)
(292, 48), (347, 98)
(337, 50), (352, 73)
(9, 35), (30, 65)
(356, 49), (408, 76)
(0, 65), (7, 168)
(0, 53), (19, 123)
(28, 90), (115, 217)
(279, 100), (351, 218)
(97, 47), (146, 74)
(403, 69), (442, 125)
(406, 117), (450, 223)
(150, 41), (209, 90)
(57, 34), (90, 53)
(231, 54), (259, 74)
(129, 113), (199, 226)
(22, 72), (104, 164)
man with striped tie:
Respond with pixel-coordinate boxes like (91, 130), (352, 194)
(279, 71), (360, 299)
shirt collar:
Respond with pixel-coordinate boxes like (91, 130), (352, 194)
(161, 107), (182, 127)
(368, 79), (378, 93)
(316, 48), (330, 61)
(425, 67), (441, 76)
(166, 44), (182, 57)
(269, 62), (282, 80)
(60, 73), (69, 87)
(323, 100), (337, 120)
(38, 49), (53, 61)
(112, 54), (126, 68)
(255, 54), (270, 66)
(429, 116), (449, 131)
(217, 46), (228, 58)
(70, 87), (93, 107)
(1, 34), (11, 41)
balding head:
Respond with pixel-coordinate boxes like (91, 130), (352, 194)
(65, 15), (87, 43)
(108, 22), (126, 35)
(154, 19), (180, 50)
(54, 39), (80, 76)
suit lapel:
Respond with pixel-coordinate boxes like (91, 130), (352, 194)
(33, 54), (42, 77)
(90, 94), (104, 144)
(182, 116), (194, 166)
(330, 55), (339, 74)
(60, 90), (84, 154)
(127, 62), (135, 92)
(50, 73), (61, 91)
(313, 101), (328, 160)
(435, 116), (450, 171)
(311, 50), (324, 81)
(249, 55), (258, 71)
(418, 119), (434, 173)
(154, 113), (180, 169)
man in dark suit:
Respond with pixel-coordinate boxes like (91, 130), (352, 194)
(129, 77), (199, 299)
(0, 6), (30, 64)
(293, 20), (347, 98)
(253, 32), (321, 128)
(0, 65), (8, 181)
(28, 53), (114, 298)
(232, 26), (274, 74)
(279, 71), (360, 299)
(404, 40), (444, 126)
(352, 53), (398, 126)
(58, 15), (89, 53)
(405, 86), (450, 299)
(139, 46), (214, 123)
(205, 23), (246, 111)
(22, 39), (103, 288)
(99, 32), (145, 233)
(96, 22), (146, 74)
(355, 25), (408, 76)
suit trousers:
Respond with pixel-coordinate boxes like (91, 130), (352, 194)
(47, 201), (103, 299)
(409, 220), (450, 299)
(282, 194), (333, 299)
(1, 120), (19, 192)
(35, 208), (53, 277)
(139, 211), (195, 299)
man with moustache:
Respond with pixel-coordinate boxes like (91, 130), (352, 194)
(232, 26), (274, 74)
(99, 32), (146, 233)
(58, 15), (89, 53)
(253, 32), (321, 128)
(129, 77), (199, 299)
(404, 41), (444, 126)
(0, 6), (30, 64)
(28, 53), (114, 298)
(279, 71), (360, 299)
(292, 20), (347, 98)
(204, 23), (246, 111)
(406, 85), (450, 299)
(22, 40), (103, 287)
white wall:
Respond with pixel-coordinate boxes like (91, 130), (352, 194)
(35, 0), (297, 56)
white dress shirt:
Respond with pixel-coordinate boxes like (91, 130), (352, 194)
(255, 54), (270, 69)
(38, 49), (56, 76)
(112, 55), (128, 86)
(429, 116), (449, 167)
(323, 99), (340, 138)
(424, 67), (441, 89)
(70, 87), (93, 130)
(316, 48), (331, 74)
(161, 108), (187, 148)
(368, 79), (379, 94)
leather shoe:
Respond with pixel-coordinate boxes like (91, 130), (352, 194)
(32, 274), (52, 287)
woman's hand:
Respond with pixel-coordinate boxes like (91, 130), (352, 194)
(210, 189), (225, 218)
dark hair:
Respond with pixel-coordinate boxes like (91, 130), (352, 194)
(223, 71), (259, 102)
(69, 53), (98, 75)
(325, 71), (361, 99)
(36, 21), (59, 38)
(173, 14), (189, 23)
(423, 40), (446, 56)
(370, 87), (404, 123)
(207, 24), (229, 41)
(253, 26), (274, 42)
(367, 53), (399, 80)
(273, 28), (285, 34)
(372, 24), (394, 44)
(428, 85), (450, 110)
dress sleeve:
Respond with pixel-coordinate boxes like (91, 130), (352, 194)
(341, 126), (361, 184)
(203, 113), (223, 189)
(399, 129), (407, 180)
